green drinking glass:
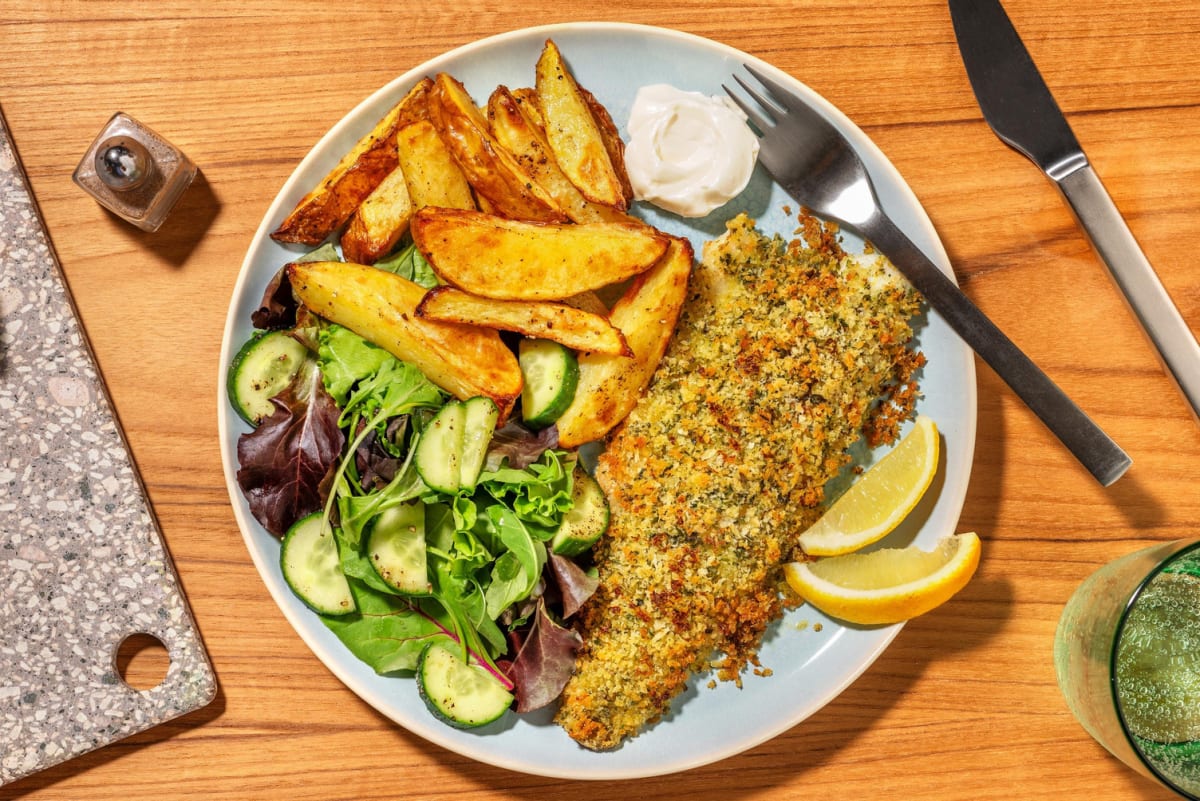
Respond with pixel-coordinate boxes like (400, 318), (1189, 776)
(1055, 538), (1200, 799)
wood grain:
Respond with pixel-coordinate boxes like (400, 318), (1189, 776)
(2, 1), (1198, 799)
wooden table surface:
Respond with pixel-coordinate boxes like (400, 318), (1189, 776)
(3, 1), (1199, 799)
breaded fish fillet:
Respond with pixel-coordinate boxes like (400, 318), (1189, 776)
(555, 214), (925, 750)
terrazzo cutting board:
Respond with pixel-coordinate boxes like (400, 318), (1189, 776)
(0, 107), (216, 785)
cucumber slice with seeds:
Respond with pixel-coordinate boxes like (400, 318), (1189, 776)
(414, 397), (499, 494)
(227, 330), (311, 425)
(280, 513), (355, 616)
(366, 502), (430, 596)
(416, 641), (513, 729)
(414, 402), (464, 493)
(551, 464), (610, 557)
(459, 396), (499, 491)
(518, 339), (578, 429)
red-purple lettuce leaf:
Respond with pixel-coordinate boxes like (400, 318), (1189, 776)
(251, 265), (298, 330)
(354, 416), (408, 491)
(548, 553), (599, 620)
(236, 370), (344, 537)
(485, 419), (559, 470)
(507, 599), (582, 713)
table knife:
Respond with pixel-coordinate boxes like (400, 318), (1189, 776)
(948, 0), (1200, 423)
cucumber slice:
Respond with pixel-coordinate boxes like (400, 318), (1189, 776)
(414, 401), (465, 493)
(280, 513), (355, 616)
(459, 396), (499, 491)
(551, 464), (610, 557)
(227, 330), (311, 425)
(416, 641), (513, 729)
(414, 397), (499, 494)
(366, 502), (430, 596)
(518, 339), (578, 429)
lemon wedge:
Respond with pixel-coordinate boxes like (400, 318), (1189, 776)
(798, 414), (939, 557)
(783, 532), (981, 625)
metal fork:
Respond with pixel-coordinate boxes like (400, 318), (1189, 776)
(724, 65), (1131, 486)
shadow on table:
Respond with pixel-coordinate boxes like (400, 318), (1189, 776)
(0, 681), (227, 799)
(96, 168), (221, 269)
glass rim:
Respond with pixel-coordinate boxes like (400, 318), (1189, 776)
(1108, 537), (1200, 800)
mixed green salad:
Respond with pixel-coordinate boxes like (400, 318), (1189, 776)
(228, 243), (608, 729)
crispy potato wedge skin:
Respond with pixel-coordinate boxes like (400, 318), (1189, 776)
(429, 72), (566, 223)
(339, 165), (413, 264)
(272, 78), (431, 245)
(411, 207), (669, 301)
(396, 119), (476, 211)
(287, 260), (521, 420)
(554, 237), (693, 448)
(416, 286), (631, 356)
(510, 87), (544, 131)
(535, 39), (626, 210)
(488, 86), (629, 225)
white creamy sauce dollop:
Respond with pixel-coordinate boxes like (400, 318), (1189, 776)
(624, 83), (759, 218)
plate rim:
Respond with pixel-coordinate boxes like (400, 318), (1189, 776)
(217, 20), (978, 780)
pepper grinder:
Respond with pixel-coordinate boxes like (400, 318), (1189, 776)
(72, 112), (197, 232)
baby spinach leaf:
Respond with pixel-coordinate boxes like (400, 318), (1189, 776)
(320, 579), (445, 675)
(376, 241), (439, 289)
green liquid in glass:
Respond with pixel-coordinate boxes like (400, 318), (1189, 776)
(1117, 564), (1200, 796)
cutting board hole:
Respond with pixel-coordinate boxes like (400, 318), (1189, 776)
(115, 633), (171, 691)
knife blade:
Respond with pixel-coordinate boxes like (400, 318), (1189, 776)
(949, 0), (1200, 423)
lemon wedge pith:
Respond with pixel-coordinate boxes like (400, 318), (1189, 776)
(798, 415), (939, 557)
(784, 532), (981, 626)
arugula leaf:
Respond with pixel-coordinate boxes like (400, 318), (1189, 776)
(482, 505), (546, 619)
(315, 325), (445, 544)
(430, 558), (508, 660)
(337, 458), (426, 548)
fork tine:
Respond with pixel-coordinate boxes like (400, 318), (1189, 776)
(742, 63), (810, 116)
(721, 82), (773, 135)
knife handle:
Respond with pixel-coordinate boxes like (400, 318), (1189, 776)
(1054, 164), (1200, 423)
(867, 213), (1131, 486)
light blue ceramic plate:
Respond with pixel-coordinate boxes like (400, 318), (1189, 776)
(218, 22), (977, 780)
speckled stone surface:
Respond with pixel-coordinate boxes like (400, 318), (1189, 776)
(0, 109), (216, 785)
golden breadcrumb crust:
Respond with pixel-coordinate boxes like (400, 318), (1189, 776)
(555, 214), (924, 750)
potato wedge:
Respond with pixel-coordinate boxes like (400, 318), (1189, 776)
(562, 291), (608, 316)
(411, 207), (669, 301)
(339, 165), (413, 264)
(488, 86), (629, 225)
(416, 286), (631, 356)
(578, 86), (634, 207)
(272, 78), (432, 245)
(510, 87), (544, 131)
(396, 119), (475, 211)
(534, 39), (626, 210)
(287, 260), (521, 420)
(429, 72), (566, 223)
(555, 237), (693, 448)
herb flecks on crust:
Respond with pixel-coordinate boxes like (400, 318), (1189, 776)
(555, 213), (925, 750)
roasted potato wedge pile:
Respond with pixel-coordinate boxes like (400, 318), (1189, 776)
(268, 39), (692, 440)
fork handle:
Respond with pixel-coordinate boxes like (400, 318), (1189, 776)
(865, 213), (1131, 486)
